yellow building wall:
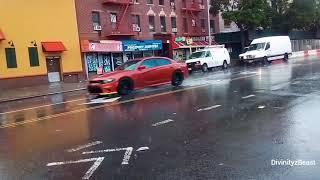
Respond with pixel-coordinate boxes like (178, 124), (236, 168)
(0, 0), (82, 79)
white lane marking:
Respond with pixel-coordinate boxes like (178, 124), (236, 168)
(82, 157), (105, 180)
(241, 94), (256, 99)
(82, 147), (134, 165)
(82, 97), (120, 105)
(47, 157), (105, 180)
(197, 105), (221, 112)
(152, 119), (174, 127)
(122, 147), (133, 165)
(67, 141), (103, 153)
(136, 147), (149, 152)
(258, 105), (265, 109)
(0, 98), (87, 115)
(82, 148), (128, 154)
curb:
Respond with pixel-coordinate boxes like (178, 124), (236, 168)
(0, 87), (86, 103)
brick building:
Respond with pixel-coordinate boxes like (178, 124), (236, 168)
(75, 0), (220, 77)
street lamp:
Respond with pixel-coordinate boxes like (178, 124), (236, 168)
(207, 0), (212, 45)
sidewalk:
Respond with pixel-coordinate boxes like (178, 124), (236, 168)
(0, 82), (87, 103)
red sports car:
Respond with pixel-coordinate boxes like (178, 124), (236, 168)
(88, 57), (188, 95)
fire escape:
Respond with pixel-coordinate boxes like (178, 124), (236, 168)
(181, 0), (205, 36)
(102, 0), (135, 37)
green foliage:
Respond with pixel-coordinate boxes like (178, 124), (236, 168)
(211, 0), (320, 32)
(211, 0), (272, 30)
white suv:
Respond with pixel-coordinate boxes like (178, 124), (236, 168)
(186, 47), (231, 73)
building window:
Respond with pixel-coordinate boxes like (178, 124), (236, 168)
(110, 13), (117, 23)
(159, 0), (164, 5)
(147, 0), (153, 4)
(148, 16), (155, 32)
(201, 19), (205, 29)
(5, 48), (17, 68)
(171, 17), (177, 29)
(132, 15), (141, 32)
(183, 18), (188, 33)
(160, 16), (166, 32)
(28, 47), (39, 67)
(92, 11), (101, 26)
(210, 20), (215, 34)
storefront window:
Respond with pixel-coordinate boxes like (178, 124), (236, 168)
(112, 53), (123, 70)
(143, 51), (154, 57)
(86, 53), (112, 73)
(133, 51), (143, 59)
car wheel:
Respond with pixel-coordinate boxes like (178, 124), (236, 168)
(117, 79), (133, 95)
(222, 60), (228, 69)
(202, 64), (208, 72)
(172, 72), (184, 86)
(283, 53), (289, 62)
(263, 57), (269, 65)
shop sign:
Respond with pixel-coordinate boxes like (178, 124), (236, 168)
(81, 40), (122, 52)
(175, 36), (215, 43)
(123, 40), (163, 52)
(186, 38), (193, 45)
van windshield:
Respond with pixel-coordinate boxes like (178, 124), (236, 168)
(248, 43), (266, 51)
(189, 51), (206, 59)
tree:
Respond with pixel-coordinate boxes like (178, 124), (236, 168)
(270, 0), (291, 32)
(210, 0), (272, 48)
(287, 0), (317, 31)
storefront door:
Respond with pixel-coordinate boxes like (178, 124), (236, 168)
(46, 57), (61, 83)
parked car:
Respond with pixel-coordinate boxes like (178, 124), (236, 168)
(186, 46), (231, 73)
(239, 36), (292, 64)
(88, 57), (188, 96)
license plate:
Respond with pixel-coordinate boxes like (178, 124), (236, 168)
(188, 68), (192, 70)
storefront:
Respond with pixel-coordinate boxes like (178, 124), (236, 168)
(81, 40), (123, 78)
(171, 36), (217, 61)
(122, 40), (163, 60)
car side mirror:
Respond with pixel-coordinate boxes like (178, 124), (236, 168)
(138, 66), (146, 70)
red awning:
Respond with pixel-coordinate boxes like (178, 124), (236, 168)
(172, 41), (215, 50)
(41, 41), (67, 52)
(0, 29), (5, 41)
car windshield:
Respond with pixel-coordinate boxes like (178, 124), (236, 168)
(116, 60), (141, 71)
(189, 51), (206, 59)
(248, 43), (266, 51)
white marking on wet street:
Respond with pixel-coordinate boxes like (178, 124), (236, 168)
(82, 147), (134, 165)
(197, 105), (221, 112)
(136, 147), (150, 152)
(47, 157), (105, 180)
(82, 97), (120, 105)
(67, 141), (103, 152)
(242, 95), (256, 99)
(152, 119), (174, 127)
(258, 105), (266, 109)
(122, 147), (133, 165)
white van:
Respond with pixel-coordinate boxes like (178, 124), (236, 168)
(239, 36), (292, 64)
(186, 46), (231, 72)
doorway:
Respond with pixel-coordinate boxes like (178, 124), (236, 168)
(46, 57), (61, 83)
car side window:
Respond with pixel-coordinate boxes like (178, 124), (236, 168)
(265, 43), (270, 50)
(155, 58), (171, 66)
(206, 51), (211, 57)
(141, 59), (158, 68)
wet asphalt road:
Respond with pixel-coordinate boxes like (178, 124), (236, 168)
(1, 57), (320, 180)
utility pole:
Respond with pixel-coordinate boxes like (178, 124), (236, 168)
(207, 0), (212, 45)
